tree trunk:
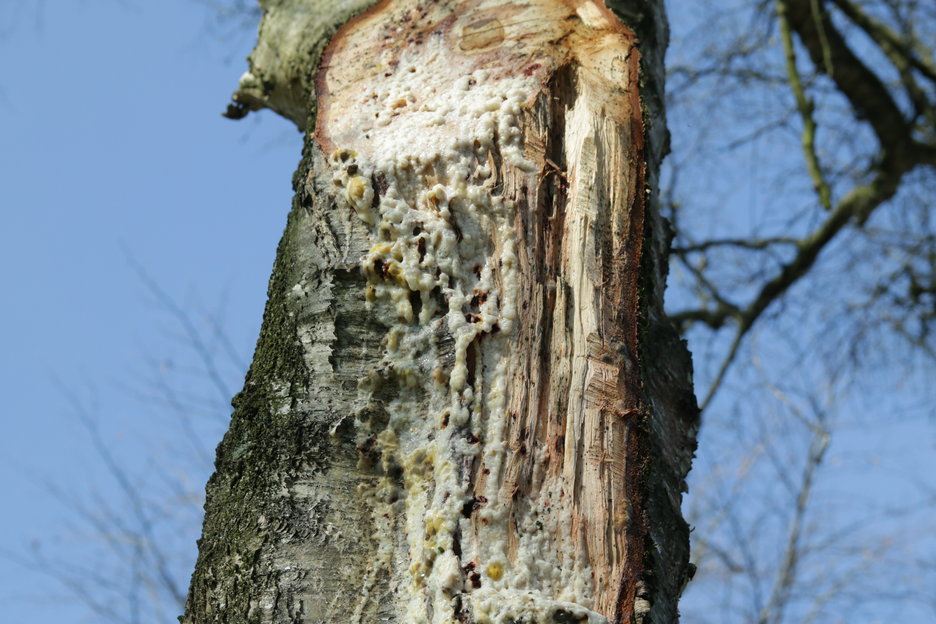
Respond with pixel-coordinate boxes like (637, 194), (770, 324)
(182, 1), (697, 623)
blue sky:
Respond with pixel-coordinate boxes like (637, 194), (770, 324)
(1, 1), (298, 621)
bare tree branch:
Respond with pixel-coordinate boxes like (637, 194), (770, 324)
(830, 0), (936, 84)
(778, 0), (834, 212)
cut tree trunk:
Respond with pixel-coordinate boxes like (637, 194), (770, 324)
(182, 1), (697, 624)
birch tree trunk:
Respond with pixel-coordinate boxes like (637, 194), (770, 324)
(182, 1), (697, 623)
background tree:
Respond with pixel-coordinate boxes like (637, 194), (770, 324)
(667, 0), (936, 409)
(664, 0), (936, 621)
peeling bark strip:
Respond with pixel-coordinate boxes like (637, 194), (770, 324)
(315, 2), (647, 623)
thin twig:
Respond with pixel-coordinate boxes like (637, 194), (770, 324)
(778, 0), (833, 211)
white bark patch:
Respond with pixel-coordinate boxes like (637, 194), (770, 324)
(322, 49), (606, 624)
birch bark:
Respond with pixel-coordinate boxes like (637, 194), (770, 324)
(183, 2), (697, 623)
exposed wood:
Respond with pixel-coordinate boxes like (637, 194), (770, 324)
(313, 1), (656, 622)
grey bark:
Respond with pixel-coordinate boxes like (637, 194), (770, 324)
(182, 1), (697, 623)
